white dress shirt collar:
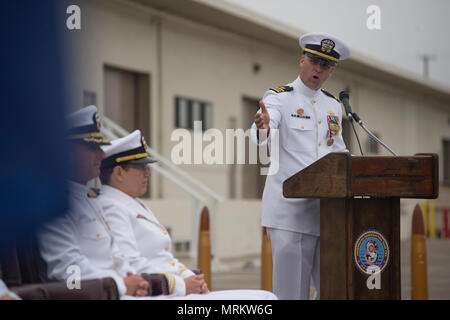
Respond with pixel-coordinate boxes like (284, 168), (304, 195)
(101, 184), (134, 203)
(68, 180), (90, 198)
(294, 76), (320, 99)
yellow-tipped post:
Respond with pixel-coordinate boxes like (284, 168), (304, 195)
(198, 206), (212, 290)
(261, 227), (273, 292)
(411, 204), (428, 300)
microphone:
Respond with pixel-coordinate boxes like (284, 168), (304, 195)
(339, 91), (353, 119)
(338, 90), (397, 156)
(338, 91), (363, 155)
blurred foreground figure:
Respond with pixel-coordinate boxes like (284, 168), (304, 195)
(0, 0), (69, 245)
(0, 1), (71, 297)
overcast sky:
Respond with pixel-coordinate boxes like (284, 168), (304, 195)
(224, 0), (450, 89)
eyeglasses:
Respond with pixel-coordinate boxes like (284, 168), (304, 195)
(308, 58), (332, 70)
(305, 54), (335, 69)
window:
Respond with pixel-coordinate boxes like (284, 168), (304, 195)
(444, 139), (450, 185)
(367, 132), (381, 154)
(175, 96), (212, 131)
(83, 90), (97, 106)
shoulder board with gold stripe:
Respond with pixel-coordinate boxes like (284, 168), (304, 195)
(321, 89), (340, 102)
(87, 188), (100, 198)
(269, 86), (293, 93)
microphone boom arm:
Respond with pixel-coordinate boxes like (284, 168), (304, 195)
(351, 112), (397, 156)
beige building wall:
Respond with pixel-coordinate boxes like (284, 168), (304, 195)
(160, 10), (298, 200)
(67, 0), (162, 194)
(68, 0), (450, 258)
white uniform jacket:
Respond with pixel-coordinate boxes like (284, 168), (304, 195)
(251, 76), (349, 236)
(37, 181), (134, 297)
(99, 185), (195, 297)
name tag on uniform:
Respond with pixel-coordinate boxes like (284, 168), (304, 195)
(290, 113), (311, 119)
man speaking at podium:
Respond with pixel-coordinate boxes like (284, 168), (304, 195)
(252, 32), (350, 299)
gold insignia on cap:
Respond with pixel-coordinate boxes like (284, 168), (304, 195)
(141, 135), (148, 151)
(321, 39), (335, 53)
(116, 153), (149, 163)
(297, 108), (304, 115)
(95, 113), (101, 130)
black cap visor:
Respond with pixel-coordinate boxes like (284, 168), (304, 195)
(128, 156), (157, 165)
(304, 51), (337, 67)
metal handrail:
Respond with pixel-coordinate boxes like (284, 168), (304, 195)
(102, 116), (224, 203)
(101, 126), (207, 204)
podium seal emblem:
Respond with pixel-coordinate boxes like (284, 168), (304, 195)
(354, 230), (390, 275)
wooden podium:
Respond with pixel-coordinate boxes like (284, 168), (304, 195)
(283, 152), (438, 299)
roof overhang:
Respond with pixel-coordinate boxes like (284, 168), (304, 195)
(131, 0), (450, 103)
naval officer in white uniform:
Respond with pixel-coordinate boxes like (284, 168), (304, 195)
(252, 32), (350, 300)
(37, 106), (150, 299)
(98, 130), (277, 300)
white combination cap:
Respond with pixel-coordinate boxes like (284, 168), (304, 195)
(299, 32), (350, 66)
(66, 105), (110, 145)
(101, 130), (156, 169)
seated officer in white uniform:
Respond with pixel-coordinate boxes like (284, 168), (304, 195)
(252, 32), (350, 299)
(37, 106), (149, 299)
(98, 130), (277, 300)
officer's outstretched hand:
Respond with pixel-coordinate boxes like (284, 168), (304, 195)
(254, 101), (270, 131)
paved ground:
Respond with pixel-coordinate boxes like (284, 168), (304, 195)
(401, 239), (450, 300)
(179, 239), (450, 300)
